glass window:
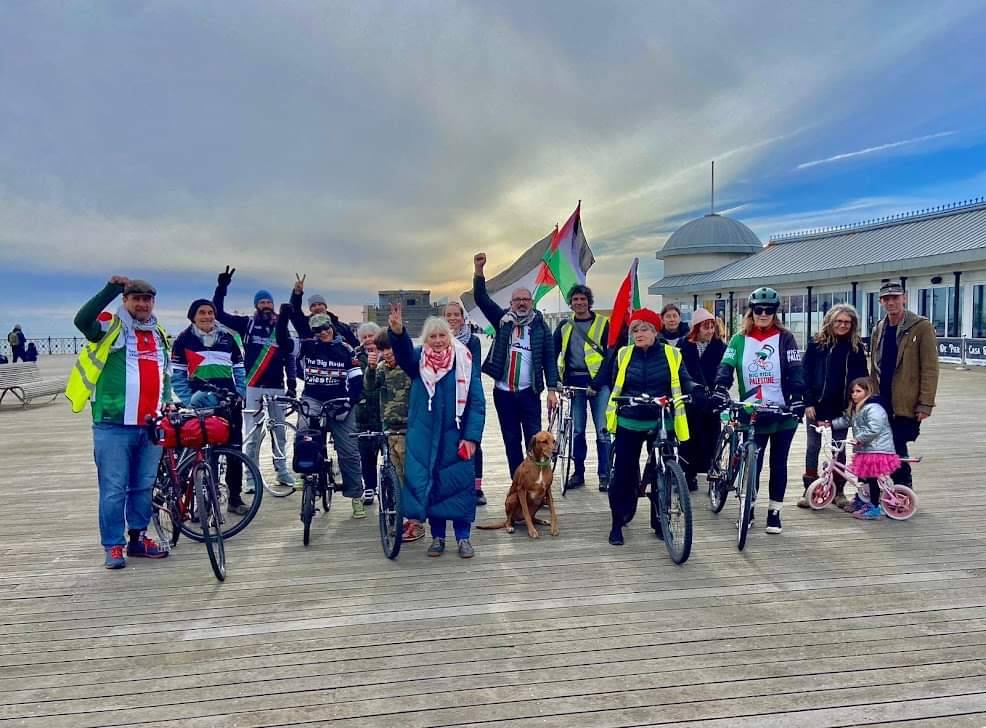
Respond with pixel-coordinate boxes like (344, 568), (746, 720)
(931, 287), (946, 336)
(866, 292), (879, 335)
(832, 291), (848, 306)
(974, 285), (986, 338)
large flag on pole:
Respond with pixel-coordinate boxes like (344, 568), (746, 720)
(544, 201), (595, 300)
(607, 257), (642, 348)
(460, 229), (557, 334)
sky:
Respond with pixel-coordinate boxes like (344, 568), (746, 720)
(3, 0), (986, 336)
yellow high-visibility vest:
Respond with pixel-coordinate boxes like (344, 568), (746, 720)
(605, 343), (690, 441)
(558, 313), (609, 380)
(65, 317), (169, 413)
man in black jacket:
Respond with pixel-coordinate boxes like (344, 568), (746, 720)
(472, 253), (559, 478)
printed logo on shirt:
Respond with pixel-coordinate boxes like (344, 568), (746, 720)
(787, 349), (802, 363)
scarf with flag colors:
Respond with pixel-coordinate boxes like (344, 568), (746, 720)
(245, 330), (278, 387)
(607, 257), (642, 348)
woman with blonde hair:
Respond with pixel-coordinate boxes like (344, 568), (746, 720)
(798, 303), (868, 509)
(714, 288), (807, 535)
(388, 307), (486, 558)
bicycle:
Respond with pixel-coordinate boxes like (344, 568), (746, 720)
(548, 386), (588, 495)
(293, 397), (348, 546)
(355, 430), (405, 559)
(612, 393), (693, 564)
(804, 425), (919, 519)
(149, 387), (263, 580)
(242, 393), (300, 497)
(708, 399), (797, 551)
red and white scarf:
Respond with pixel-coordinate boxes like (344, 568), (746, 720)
(419, 340), (472, 426)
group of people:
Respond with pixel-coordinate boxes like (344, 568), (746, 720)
(68, 259), (939, 569)
(3, 325), (37, 363)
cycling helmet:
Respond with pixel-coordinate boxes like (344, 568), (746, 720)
(748, 287), (780, 308)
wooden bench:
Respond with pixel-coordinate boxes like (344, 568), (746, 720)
(0, 363), (65, 408)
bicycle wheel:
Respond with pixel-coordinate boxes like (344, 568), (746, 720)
(260, 420), (298, 497)
(301, 478), (316, 546)
(658, 460), (692, 564)
(559, 418), (573, 493)
(805, 476), (835, 509)
(548, 408), (563, 470)
(378, 463), (403, 559)
(737, 444), (758, 551)
(882, 484), (918, 520)
(196, 464), (226, 581)
(322, 466), (334, 512)
(707, 428), (733, 514)
(178, 448), (264, 541)
(151, 483), (180, 550)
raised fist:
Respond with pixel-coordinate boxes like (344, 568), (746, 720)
(108, 275), (131, 287)
(473, 253), (487, 274)
(367, 349), (379, 368)
(217, 265), (236, 288)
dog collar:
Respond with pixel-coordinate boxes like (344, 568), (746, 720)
(530, 457), (552, 468)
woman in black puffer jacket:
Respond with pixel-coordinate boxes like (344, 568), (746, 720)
(799, 304), (868, 508)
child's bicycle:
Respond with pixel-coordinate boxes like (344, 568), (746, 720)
(804, 425), (919, 520)
(354, 430), (404, 560)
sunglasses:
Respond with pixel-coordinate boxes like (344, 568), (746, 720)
(752, 306), (777, 316)
(312, 326), (333, 334)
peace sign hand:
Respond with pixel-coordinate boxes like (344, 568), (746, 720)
(217, 265), (236, 288)
(293, 273), (306, 295)
(388, 303), (404, 334)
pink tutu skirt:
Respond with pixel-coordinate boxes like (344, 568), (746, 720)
(852, 452), (901, 479)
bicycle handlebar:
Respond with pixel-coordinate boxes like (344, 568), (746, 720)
(353, 429), (407, 439)
(613, 393), (691, 408)
(300, 397), (351, 419)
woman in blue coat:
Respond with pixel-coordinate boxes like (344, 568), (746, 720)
(388, 304), (486, 559)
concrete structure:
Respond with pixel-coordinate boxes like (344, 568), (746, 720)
(649, 198), (986, 364)
(364, 289), (443, 337)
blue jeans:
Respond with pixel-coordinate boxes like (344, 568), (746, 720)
(93, 423), (162, 549)
(429, 518), (471, 541)
(570, 383), (611, 478)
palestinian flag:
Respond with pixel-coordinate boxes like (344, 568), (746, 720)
(607, 257), (642, 348)
(186, 349), (234, 381)
(543, 202), (595, 299)
(461, 229), (557, 334)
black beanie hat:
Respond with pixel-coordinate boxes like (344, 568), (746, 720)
(187, 298), (215, 322)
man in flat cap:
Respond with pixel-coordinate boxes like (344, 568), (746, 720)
(68, 276), (172, 569)
(869, 279), (939, 487)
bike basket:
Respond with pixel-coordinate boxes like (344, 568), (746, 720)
(178, 415), (231, 448)
(293, 428), (324, 474)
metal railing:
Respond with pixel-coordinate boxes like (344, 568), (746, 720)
(1, 337), (86, 358)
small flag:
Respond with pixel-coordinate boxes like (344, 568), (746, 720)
(543, 202), (595, 300)
(607, 257), (642, 348)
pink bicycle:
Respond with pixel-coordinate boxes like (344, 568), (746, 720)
(804, 425), (919, 520)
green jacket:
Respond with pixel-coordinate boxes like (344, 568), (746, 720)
(364, 361), (411, 431)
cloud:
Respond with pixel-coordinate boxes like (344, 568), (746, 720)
(795, 131), (958, 170)
(2, 0), (984, 325)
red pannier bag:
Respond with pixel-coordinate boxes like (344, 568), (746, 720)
(156, 415), (230, 448)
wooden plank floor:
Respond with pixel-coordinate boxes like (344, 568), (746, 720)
(2, 357), (985, 727)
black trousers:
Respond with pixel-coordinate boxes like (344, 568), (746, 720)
(493, 387), (542, 478)
(753, 426), (796, 505)
(225, 403), (244, 501)
(358, 436), (378, 493)
(889, 416), (920, 486)
(610, 427), (648, 527)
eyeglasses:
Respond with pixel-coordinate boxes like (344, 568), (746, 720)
(752, 306), (777, 316)
(833, 319), (853, 326)
(511, 297), (532, 303)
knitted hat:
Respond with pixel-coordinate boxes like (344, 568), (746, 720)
(187, 298), (215, 322)
(254, 289), (274, 307)
(308, 293), (327, 307)
(690, 308), (715, 328)
(629, 308), (663, 332)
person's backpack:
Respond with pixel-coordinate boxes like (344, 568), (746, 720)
(7, 331), (17, 348)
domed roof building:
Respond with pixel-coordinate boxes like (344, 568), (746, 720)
(657, 212), (763, 277)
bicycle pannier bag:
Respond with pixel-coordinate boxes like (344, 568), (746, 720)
(179, 416), (231, 448)
(293, 428), (324, 474)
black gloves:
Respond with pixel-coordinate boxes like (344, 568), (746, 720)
(217, 265), (235, 290)
(790, 399), (807, 418)
(711, 387), (731, 410)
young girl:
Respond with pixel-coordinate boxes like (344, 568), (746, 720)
(830, 377), (900, 520)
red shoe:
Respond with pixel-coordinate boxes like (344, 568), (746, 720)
(402, 521), (425, 542)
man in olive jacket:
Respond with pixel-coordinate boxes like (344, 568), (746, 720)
(869, 280), (939, 486)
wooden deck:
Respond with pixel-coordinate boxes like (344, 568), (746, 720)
(2, 358), (986, 727)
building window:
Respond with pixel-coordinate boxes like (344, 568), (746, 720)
(865, 292), (879, 336)
(918, 286), (962, 337)
(973, 285), (986, 338)
(405, 298), (417, 307)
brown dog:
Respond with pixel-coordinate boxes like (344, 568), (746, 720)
(477, 431), (558, 539)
